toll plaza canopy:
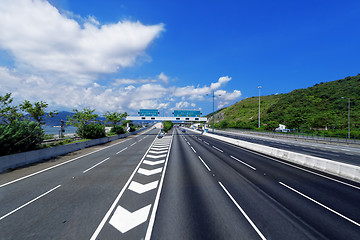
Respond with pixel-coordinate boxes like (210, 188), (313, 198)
(127, 109), (206, 122)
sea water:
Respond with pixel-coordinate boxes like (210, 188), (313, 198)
(43, 125), (77, 136)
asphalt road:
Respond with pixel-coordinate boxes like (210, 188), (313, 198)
(0, 126), (359, 239)
(212, 129), (360, 166)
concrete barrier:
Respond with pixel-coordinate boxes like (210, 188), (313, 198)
(0, 127), (149, 173)
(188, 128), (360, 183)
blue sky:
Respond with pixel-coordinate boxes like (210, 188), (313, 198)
(0, 0), (359, 116)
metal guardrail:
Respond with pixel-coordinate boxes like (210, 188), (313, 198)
(221, 128), (359, 146)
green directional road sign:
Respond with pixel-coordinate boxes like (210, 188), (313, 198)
(173, 110), (201, 117)
(139, 109), (159, 116)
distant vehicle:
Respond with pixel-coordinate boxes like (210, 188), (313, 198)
(182, 129), (186, 133)
(157, 133), (164, 138)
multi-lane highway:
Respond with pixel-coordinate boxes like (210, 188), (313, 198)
(213, 129), (360, 166)
(0, 125), (359, 239)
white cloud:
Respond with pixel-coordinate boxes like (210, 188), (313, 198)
(175, 101), (190, 109)
(0, 0), (164, 85)
(158, 72), (169, 85)
(210, 76), (232, 90)
(216, 90), (242, 109)
(113, 78), (158, 85)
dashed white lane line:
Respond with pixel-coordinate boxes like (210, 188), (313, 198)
(116, 147), (127, 154)
(83, 157), (110, 173)
(0, 185), (61, 221)
(279, 182), (360, 227)
(204, 141), (209, 145)
(212, 146), (223, 152)
(198, 156), (211, 171)
(218, 181), (267, 240)
(130, 142), (137, 146)
(191, 146), (197, 153)
(217, 140), (360, 190)
(230, 155), (256, 171)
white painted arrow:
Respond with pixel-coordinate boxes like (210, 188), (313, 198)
(147, 154), (167, 159)
(153, 143), (169, 147)
(148, 150), (168, 154)
(143, 160), (165, 166)
(138, 167), (163, 176)
(109, 205), (151, 233)
(128, 180), (158, 194)
(151, 148), (168, 151)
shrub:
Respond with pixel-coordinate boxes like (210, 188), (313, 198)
(110, 125), (125, 135)
(163, 121), (173, 132)
(77, 123), (105, 139)
(0, 120), (44, 155)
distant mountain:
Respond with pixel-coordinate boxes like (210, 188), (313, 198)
(208, 74), (360, 131)
(44, 111), (74, 126)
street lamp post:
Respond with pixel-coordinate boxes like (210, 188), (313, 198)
(207, 90), (221, 133)
(258, 86), (262, 128)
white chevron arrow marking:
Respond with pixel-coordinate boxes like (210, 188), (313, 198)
(148, 150), (168, 154)
(143, 160), (165, 166)
(151, 148), (168, 151)
(153, 144), (169, 147)
(128, 180), (159, 194)
(147, 154), (167, 159)
(138, 167), (163, 176)
(109, 205), (151, 233)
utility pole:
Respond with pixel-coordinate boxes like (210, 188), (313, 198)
(258, 86), (262, 128)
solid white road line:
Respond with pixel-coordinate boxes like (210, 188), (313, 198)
(116, 147), (128, 154)
(218, 181), (267, 240)
(212, 146), (224, 152)
(230, 155), (256, 170)
(279, 182), (360, 227)
(0, 185), (61, 221)
(144, 129), (174, 240)
(90, 135), (158, 240)
(83, 157), (110, 173)
(218, 140), (360, 190)
(0, 130), (153, 188)
(198, 156), (211, 171)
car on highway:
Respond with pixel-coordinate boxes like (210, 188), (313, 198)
(182, 129), (186, 133)
(157, 132), (164, 138)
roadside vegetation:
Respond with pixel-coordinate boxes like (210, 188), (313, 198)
(163, 121), (173, 132)
(0, 93), (134, 156)
(209, 74), (360, 138)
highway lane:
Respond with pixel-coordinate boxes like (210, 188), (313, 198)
(212, 129), (360, 166)
(152, 128), (360, 239)
(0, 128), (161, 239)
(1, 126), (359, 239)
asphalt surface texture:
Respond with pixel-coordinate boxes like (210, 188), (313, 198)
(0, 125), (359, 239)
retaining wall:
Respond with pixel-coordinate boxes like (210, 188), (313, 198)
(0, 128), (148, 173)
(190, 128), (360, 183)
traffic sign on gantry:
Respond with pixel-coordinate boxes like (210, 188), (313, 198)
(139, 109), (159, 116)
(173, 110), (201, 117)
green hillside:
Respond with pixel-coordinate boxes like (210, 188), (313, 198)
(210, 74), (360, 134)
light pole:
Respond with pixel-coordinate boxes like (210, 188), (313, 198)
(207, 90), (221, 133)
(258, 86), (262, 128)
